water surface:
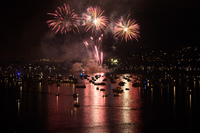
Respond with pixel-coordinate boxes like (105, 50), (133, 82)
(2, 73), (200, 132)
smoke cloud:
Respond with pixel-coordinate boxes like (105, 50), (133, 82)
(69, 60), (109, 75)
(69, 62), (83, 74)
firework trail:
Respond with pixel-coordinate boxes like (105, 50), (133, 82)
(83, 34), (104, 67)
(114, 14), (140, 42)
(47, 4), (79, 34)
(95, 46), (100, 64)
(82, 6), (108, 33)
(91, 34), (104, 66)
(100, 52), (103, 66)
(83, 41), (89, 47)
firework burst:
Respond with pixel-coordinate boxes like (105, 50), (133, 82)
(82, 6), (108, 33)
(47, 4), (79, 34)
(114, 15), (140, 42)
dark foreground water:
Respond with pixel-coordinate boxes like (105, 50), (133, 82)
(2, 72), (200, 133)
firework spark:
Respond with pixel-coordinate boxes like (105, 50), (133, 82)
(100, 52), (103, 66)
(83, 41), (89, 47)
(114, 15), (140, 42)
(82, 6), (108, 33)
(47, 4), (79, 34)
(95, 46), (100, 64)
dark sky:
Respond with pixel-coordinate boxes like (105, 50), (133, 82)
(1, 0), (200, 60)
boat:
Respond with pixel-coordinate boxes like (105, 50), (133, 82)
(118, 81), (125, 86)
(132, 82), (141, 87)
(102, 78), (107, 81)
(73, 93), (78, 98)
(102, 94), (108, 97)
(113, 94), (120, 97)
(74, 101), (80, 107)
(100, 88), (105, 91)
(113, 87), (123, 93)
(94, 82), (106, 85)
(56, 92), (59, 96)
(57, 83), (60, 87)
(75, 84), (86, 88)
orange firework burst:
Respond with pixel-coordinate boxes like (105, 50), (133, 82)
(47, 4), (79, 34)
(114, 15), (140, 42)
(82, 6), (108, 33)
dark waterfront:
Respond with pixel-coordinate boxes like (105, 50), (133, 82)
(2, 69), (200, 133)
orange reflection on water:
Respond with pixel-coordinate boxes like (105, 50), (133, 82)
(82, 73), (107, 126)
(56, 95), (59, 112)
(173, 86), (176, 108)
(17, 101), (20, 117)
(189, 94), (192, 110)
(114, 74), (142, 124)
(46, 73), (142, 131)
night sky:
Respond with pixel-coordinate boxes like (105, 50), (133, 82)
(1, 0), (200, 60)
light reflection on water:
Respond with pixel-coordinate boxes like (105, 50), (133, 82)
(173, 85), (176, 108)
(2, 72), (200, 132)
(189, 94), (192, 110)
(42, 73), (142, 131)
(17, 101), (20, 117)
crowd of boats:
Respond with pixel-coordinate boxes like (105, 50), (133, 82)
(1, 69), (200, 105)
(1, 70), (199, 90)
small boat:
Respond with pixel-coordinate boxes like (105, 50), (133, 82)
(56, 92), (59, 96)
(73, 93), (78, 98)
(102, 94), (108, 97)
(100, 88), (105, 91)
(94, 82), (106, 85)
(118, 81), (125, 86)
(57, 83), (60, 87)
(16, 99), (20, 102)
(75, 84), (86, 88)
(113, 87), (123, 93)
(102, 78), (107, 81)
(74, 101), (80, 107)
(127, 79), (131, 82)
(113, 94), (120, 97)
(132, 82), (141, 87)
